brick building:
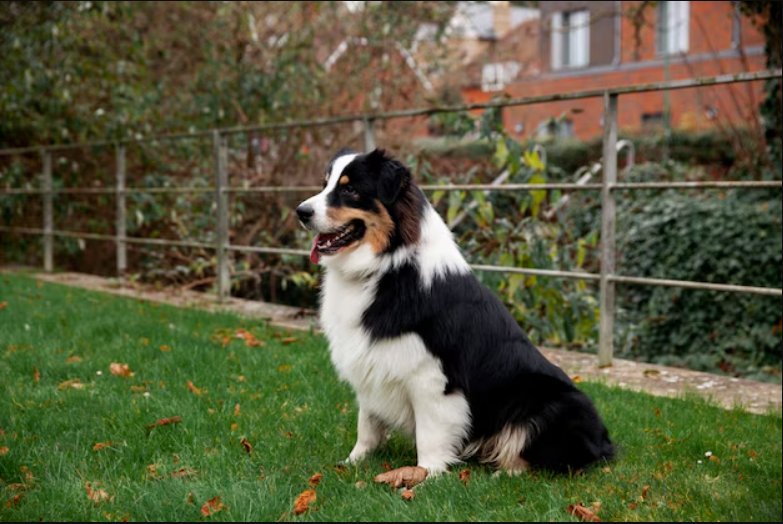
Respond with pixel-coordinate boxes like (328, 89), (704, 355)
(459, 1), (767, 141)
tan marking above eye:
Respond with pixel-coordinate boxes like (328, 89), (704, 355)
(339, 176), (350, 185)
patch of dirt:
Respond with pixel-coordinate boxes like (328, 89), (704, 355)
(6, 268), (781, 415)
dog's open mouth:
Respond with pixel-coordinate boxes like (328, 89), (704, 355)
(310, 219), (366, 264)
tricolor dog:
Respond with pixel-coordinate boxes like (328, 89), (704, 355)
(296, 148), (615, 484)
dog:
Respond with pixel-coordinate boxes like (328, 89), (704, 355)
(296, 148), (615, 484)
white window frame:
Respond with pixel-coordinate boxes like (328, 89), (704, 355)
(551, 9), (590, 70)
(656, 1), (690, 55)
(481, 61), (521, 92)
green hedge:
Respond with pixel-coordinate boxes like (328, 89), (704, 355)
(617, 191), (782, 381)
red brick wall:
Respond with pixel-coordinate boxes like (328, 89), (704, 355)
(458, 1), (768, 141)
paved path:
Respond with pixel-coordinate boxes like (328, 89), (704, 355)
(6, 269), (781, 415)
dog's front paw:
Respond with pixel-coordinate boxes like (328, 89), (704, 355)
(373, 466), (429, 489)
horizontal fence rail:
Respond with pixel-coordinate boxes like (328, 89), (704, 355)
(1, 69), (781, 367)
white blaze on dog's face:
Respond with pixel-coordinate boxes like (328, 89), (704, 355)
(296, 148), (423, 265)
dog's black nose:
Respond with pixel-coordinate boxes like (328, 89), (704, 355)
(296, 204), (314, 222)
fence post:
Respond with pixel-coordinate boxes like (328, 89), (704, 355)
(42, 148), (53, 272)
(363, 118), (376, 152)
(115, 144), (127, 278)
(214, 130), (230, 303)
(598, 92), (619, 367)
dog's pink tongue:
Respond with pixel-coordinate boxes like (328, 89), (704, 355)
(310, 235), (321, 264)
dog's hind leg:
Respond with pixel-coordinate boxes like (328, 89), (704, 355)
(345, 408), (388, 463)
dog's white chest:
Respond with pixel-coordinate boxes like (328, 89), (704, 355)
(319, 270), (448, 432)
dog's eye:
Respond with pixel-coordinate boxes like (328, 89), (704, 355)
(340, 185), (357, 196)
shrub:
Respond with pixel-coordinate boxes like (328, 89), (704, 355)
(617, 190), (782, 381)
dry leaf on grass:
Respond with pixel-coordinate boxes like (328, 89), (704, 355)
(58, 379), (87, 390)
(234, 329), (265, 347)
(109, 363), (134, 378)
(66, 355), (83, 363)
(293, 489), (317, 515)
(33, 368), (40, 382)
(401, 490), (415, 501)
(92, 442), (116, 451)
(234, 404), (241, 417)
(160, 345), (172, 352)
(240, 438), (253, 454)
(308, 472), (323, 487)
(0, 446), (8, 456)
(145, 416), (182, 429)
(201, 495), (226, 517)
(186, 493), (195, 506)
(171, 467), (199, 480)
(641, 485), (651, 499)
(187, 381), (203, 395)
(567, 502), (601, 522)
(0, 301), (7, 311)
(281, 337), (298, 344)
(458, 469), (471, 486)
(381, 461), (392, 472)
(374, 466), (429, 489)
(85, 483), (114, 505)
(6, 494), (23, 508)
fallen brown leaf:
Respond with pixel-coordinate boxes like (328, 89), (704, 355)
(458, 468), (470, 486)
(381, 461), (392, 472)
(293, 489), (316, 515)
(171, 467), (199, 480)
(281, 337), (298, 345)
(85, 483), (113, 505)
(145, 416), (182, 429)
(567, 503), (601, 522)
(240, 437), (253, 454)
(92, 442), (115, 451)
(334, 464), (347, 475)
(187, 381), (202, 395)
(234, 404), (241, 417)
(33, 368), (40, 382)
(641, 485), (651, 499)
(0, 446), (8, 456)
(572, 375), (582, 383)
(354, 481), (367, 489)
(201, 495), (226, 517)
(6, 494), (23, 508)
(58, 379), (87, 390)
(186, 493), (195, 506)
(160, 345), (172, 352)
(234, 329), (265, 347)
(109, 363), (134, 378)
(0, 301), (7, 311)
(231, 423), (238, 432)
(308, 472), (323, 487)
(66, 355), (83, 363)
(401, 489), (415, 500)
(374, 466), (429, 489)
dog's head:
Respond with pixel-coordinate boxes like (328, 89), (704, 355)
(296, 148), (424, 265)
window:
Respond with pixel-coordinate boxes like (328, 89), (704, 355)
(656, 1), (689, 54)
(641, 112), (664, 129)
(481, 62), (521, 92)
(551, 10), (590, 70)
(536, 118), (574, 139)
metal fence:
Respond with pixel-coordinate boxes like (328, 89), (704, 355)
(1, 69), (781, 367)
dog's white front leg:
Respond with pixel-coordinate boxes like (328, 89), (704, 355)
(345, 407), (387, 463)
(412, 391), (471, 476)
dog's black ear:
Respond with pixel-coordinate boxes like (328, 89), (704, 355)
(367, 148), (410, 206)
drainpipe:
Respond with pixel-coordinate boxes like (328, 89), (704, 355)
(613, 0), (621, 66)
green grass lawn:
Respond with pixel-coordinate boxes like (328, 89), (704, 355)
(1, 273), (781, 522)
